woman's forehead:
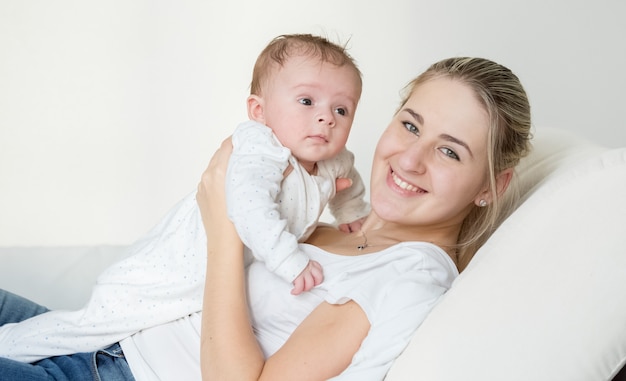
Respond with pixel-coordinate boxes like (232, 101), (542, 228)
(405, 78), (489, 137)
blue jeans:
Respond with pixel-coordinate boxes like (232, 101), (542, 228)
(0, 289), (135, 381)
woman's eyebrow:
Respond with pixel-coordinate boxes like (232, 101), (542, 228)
(405, 108), (424, 125)
(405, 107), (473, 158)
(441, 134), (473, 158)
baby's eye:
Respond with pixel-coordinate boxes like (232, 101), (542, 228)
(440, 147), (460, 161)
(335, 107), (347, 116)
(403, 121), (419, 135)
(299, 98), (312, 106)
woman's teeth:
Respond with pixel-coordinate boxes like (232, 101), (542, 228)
(391, 171), (419, 192)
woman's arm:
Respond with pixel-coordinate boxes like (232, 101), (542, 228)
(263, 300), (370, 380)
(198, 138), (265, 379)
(197, 138), (370, 381)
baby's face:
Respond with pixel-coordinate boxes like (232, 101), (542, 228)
(259, 55), (361, 172)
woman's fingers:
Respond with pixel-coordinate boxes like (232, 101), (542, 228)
(198, 137), (233, 194)
(197, 136), (233, 234)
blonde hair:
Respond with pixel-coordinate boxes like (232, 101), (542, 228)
(250, 34), (362, 96)
(399, 57), (532, 271)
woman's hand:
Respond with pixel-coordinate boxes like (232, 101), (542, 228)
(198, 137), (265, 380)
(196, 137), (232, 238)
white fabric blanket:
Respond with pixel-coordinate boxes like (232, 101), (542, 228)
(0, 192), (206, 363)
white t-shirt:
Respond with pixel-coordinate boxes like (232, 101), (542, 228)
(120, 313), (203, 381)
(121, 242), (458, 381)
(0, 189), (456, 380)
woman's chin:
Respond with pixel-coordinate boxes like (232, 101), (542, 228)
(370, 198), (413, 223)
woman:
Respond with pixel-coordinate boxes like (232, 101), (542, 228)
(198, 56), (531, 380)
(0, 57), (530, 381)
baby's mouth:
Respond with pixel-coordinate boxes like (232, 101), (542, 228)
(308, 134), (329, 143)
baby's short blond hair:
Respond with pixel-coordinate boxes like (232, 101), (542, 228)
(250, 34), (362, 97)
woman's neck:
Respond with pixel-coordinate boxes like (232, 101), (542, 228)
(358, 213), (460, 250)
(308, 213), (461, 263)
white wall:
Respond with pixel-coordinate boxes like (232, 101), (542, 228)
(1, 0), (625, 246)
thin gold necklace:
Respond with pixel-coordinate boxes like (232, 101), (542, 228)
(357, 231), (372, 250)
(357, 230), (459, 264)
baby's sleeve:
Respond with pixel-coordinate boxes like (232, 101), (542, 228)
(227, 121), (309, 282)
(325, 148), (370, 224)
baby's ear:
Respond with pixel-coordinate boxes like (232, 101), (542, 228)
(247, 95), (265, 123)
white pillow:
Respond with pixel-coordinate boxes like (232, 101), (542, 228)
(387, 129), (626, 381)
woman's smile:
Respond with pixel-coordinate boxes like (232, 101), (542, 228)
(389, 169), (425, 194)
(387, 168), (428, 196)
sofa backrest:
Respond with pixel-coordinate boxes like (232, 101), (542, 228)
(387, 127), (626, 381)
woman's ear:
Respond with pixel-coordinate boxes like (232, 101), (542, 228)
(474, 168), (514, 206)
(247, 94), (265, 123)
(494, 168), (514, 198)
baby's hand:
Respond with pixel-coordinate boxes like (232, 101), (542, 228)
(291, 260), (324, 295)
(338, 217), (366, 233)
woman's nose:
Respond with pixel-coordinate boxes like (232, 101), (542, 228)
(398, 141), (428, 174)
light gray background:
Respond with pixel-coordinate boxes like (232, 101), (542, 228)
(1, 0), (624, 245)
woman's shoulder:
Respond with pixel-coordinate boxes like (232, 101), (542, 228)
(385, 242), (458, 272)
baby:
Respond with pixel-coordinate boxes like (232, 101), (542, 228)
(227, 34), (370, 295)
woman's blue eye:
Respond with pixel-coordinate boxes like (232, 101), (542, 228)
(441, 147), (460, 161)
(403, 121), (419, 135)
(335, 107), (347, 116)
(299, 98), (312, 106)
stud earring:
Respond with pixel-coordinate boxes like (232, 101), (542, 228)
(479, 199), (488, 207)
